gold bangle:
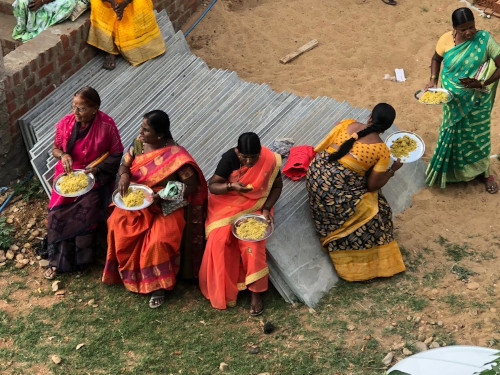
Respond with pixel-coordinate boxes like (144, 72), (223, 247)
(430, 74), (437, 80)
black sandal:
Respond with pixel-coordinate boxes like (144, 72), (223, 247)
(382, 0), (397, 5)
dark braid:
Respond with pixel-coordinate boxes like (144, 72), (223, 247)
(328, 103), (396, 162)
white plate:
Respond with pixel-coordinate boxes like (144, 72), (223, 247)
(385, 131), (425, 163)
(112, 184), (154, 211)
(414, 88), (453, 104)
(232, 213), (274, 242)
(53, 169), (95, 197)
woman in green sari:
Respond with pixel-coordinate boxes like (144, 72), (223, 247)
(425, 7), (500, 193)
(12, 0), (76, 42)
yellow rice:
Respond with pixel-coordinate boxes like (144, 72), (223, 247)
(419, 90), (449, 104)
(390, 135), (418, 158)
(58, 172), (88, 194)
(122, 187), (146, 207)
(235, 217), (268, 240)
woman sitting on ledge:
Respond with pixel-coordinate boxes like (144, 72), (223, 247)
(12, 0), (76, 42)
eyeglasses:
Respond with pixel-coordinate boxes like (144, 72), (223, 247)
(72, 105), (88, 113)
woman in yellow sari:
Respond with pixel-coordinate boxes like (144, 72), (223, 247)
(87, 0), (165, 70)
(306, 103), (406, 282)
(199, 133), (282, 316)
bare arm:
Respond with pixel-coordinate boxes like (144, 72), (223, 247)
(366, 159), (402, 192)
(52, 142), (73, 173)
(261, 173), (283, 222)
(426, 52), (443, 89)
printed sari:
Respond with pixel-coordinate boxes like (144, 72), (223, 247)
(87, 0), (165, 66)
(102, 144), (207, 294)
(47, 111), (123, 272)
(426, 30), (500, 188)
(12, 0), (75, 42)
(199, 147), (282, 309)
(306, 120), (405, 281)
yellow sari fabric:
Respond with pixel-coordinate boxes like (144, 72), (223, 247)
(88, 0), (165, 66)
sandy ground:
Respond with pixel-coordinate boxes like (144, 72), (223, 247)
(183, 0), (500, 346)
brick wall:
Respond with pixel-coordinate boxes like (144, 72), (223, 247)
(0, 0), (201, 185)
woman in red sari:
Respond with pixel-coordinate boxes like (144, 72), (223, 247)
(199, 133), (283, 316)
(103, 110), (207, 308)
(45, 86), (124, 279)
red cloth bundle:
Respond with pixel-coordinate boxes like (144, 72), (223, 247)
(282, 145), (316, 180)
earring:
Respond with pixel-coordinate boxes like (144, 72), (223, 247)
(158, 136), (161, 139)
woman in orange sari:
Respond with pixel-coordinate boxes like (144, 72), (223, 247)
(103, 110), (207, 308)
(199, 133), (283, 316)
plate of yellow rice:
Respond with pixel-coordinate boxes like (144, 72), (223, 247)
(112, 184), (154, 210)
(232, 213), (274, 242)
(53, 169), (95, 197)
(385, 131), (425, 163)
(414, 88), (453, 104)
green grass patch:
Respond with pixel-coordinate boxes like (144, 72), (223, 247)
(450, 264), (477, 281)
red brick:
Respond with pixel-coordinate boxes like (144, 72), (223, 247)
(9, 104), (28, 124)
(29, 60), (37, 72)
(39, 63), (54, 79)
(60, 61), (72, 75)
(58, 50), (74, 65)
(26, 85), (41, 100)
(7, 100), (17, 113)
(69, 29), (78, 44)
(22, 66), (30, 79)
(10, 123), (20, 136)
(41, 85), (55, 98)
(24, 74), (35, 89)
(13, 72), (21, 86)
(61, 34), (70, 49)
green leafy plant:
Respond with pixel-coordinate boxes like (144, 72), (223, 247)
(474, 352), (500, 375)
(0, 216), (14, 250)
(451, 264), (477, 281)
(11, 176), (44, 202)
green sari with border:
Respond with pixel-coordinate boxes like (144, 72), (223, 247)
(426, 30), (500, 188)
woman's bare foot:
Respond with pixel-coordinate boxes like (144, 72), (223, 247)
(250, 292), (264, 316)
(485, 175), (498, 194)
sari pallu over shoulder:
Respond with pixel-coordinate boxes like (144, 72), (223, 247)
(205, 147), (282, 237)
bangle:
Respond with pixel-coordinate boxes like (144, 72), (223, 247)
(227, 182), (232, 191)
(119, 170), (130, 177)
(58, 152), (66, 160)
(388, 168), (395, 176)
(430, 74), (437, 80)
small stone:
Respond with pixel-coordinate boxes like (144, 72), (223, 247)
(15, 262), (27, 269)
(429, 341), (440, 349)
(27, 222), (34, 229)
(0, 262), (6, 268)
(0, 256), (6, 263)
(0, 250), (4, 257)
(308, 308), (316, 314)
(414, 341), (428, 353)
(406, 315), (412, 321)
(364, 335), (372, 341)
(381, 352), (394, 366)
(414, 316), (421, 323)
(31, 229), (40, 237)
(393, 342), (405, 350)
(15, 253), (24, 261)
(248, 346), (260, 354)
(23, 242), (31, 249)
(263, 322), (275, 334)
(219, 362), (228, 371)
(52, 281), (62, 292)
(92, 304), (98, 308)
(467, 282), (480, 290)
(9, 244), (19, 252)
(391, 322), (397, 327)
(6, 217), (14, 224)
(55, 290), (66, 296)
(347, 324), (356, 331)
(29, 261), (35, 266)
(403, 348), (412, 355)
(437, 321), (444, 327)
(417, 334), (426, 341)
(50, 355), (62, 364)
(6, 251), (14, 260)
(490, 308), (497, 313)
(87, 299), (95, 306)
(39, 259), (50, 267)
(424, 336), (434, 344)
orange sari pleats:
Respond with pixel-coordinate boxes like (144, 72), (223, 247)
(103, 206), (185, 294)
(200, 147), (281, 309)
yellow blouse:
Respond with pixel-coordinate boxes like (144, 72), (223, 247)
(436, 31), (454, 57)
(315, 119), (390, 176)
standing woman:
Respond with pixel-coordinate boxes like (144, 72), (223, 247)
(199, 133), (282, 316)
(45, 87), (124, 279)
(306, 103), (405, 282)
(87, 0), (166, 70)
(425, 7), (500, 193)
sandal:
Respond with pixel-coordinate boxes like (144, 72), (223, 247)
(102, 54), (116, 71)
(43, 267), (57, 280)
(148, 290), (166, 309)
(381, 0), (397, 5)
(250, 302), (264, 317)
(485, 175), (498, 194)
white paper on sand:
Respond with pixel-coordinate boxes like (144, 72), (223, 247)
(395, 68), (406, 82)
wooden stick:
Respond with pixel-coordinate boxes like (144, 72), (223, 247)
(279, 39), (319, 64)
(86, 152), (109, 169)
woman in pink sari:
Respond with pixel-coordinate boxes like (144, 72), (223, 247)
(44, 87), (124, 279)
